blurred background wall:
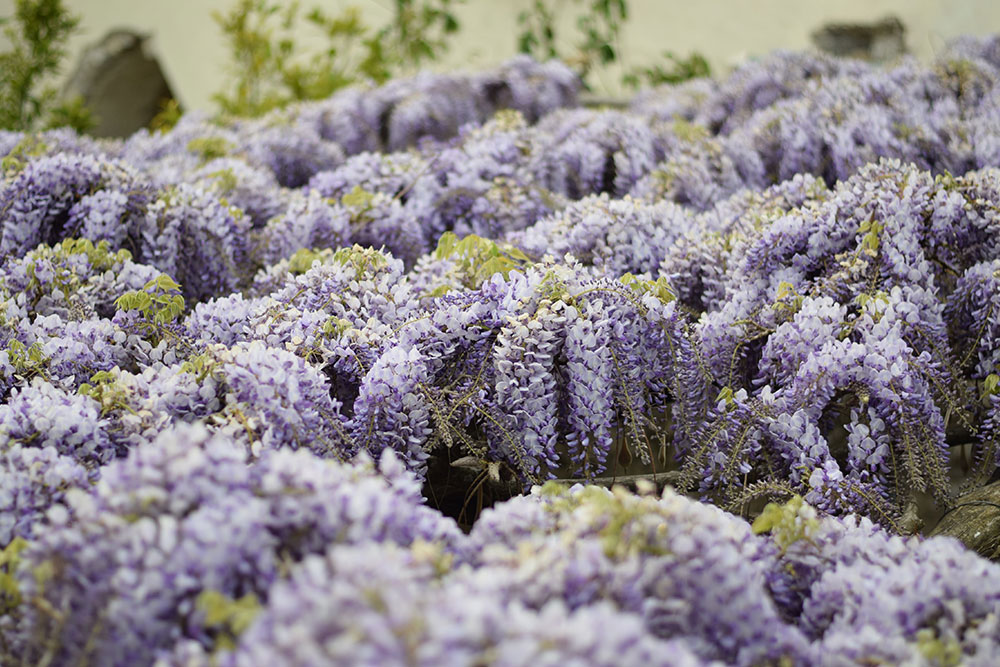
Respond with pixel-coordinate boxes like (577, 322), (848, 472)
(2, 0), (999, 111)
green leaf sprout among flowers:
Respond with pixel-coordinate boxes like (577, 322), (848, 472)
(619, 272), (676, 304)
(78, 369), (135, 416)
(429, 231), (531, 294)
(0, 538), (29, 614)
(0, 134), (48, 174)
(287, 248), (330, 275)
(982, 373), (1000, 402)
(332, 243), (391, 275)
(915, 628), (963, 667)
(752, 495), (820, 554)
(187, 137), (237, 162)
(7, 339), (48, 381)
(115, 274), (186, 325)
(196, 590), (262, 651)
(115, 275), (188, 347)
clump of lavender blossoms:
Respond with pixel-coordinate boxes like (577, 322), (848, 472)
(3, 40), (1000, 664)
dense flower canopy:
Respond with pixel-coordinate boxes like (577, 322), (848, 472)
(3, 41), (1000, 665)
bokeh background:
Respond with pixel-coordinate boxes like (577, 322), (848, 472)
(1, 0), (999, 111)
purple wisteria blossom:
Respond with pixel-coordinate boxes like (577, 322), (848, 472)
(8, 424), (464, 666)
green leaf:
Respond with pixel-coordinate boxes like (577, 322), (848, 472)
(341, 185), (375, 210)
(134, 291), (152, 312)
(197, 590), (262, 638)
(915, 629), (963, 667)
(433, 231), (459, 260)
(186, 136), (234, 161)
(0, 0), (88, 131)
(752, 496), (819, 553)
(620, 273), (676, 304)
(150, 274), (182, 293)
(424, 284), (453, 298)
(716, 386), (734, 407)
(983, 374), (1000, 400)
(475, 256), (512, 282)
(321, 316), (353, 338)
(288, 248), (323, 274)
(0, 537), (29, 612)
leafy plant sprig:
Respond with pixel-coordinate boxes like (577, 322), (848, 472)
(78, 369), (137, 416)
(517, 0), (626, 89)
(115, 275), (186, 325)
(0, 0), (92, 132)
(517, 1), (710, 93)
(360, 0), (462, 84)
(213, 0), (462, 118)
(428, 231), (531, 294)
(0, 538), (29, 614)
(619, 272), (676, 304)
(0, 134), (47, 174)
(751, 495), (820, 554)
(195, 590), (261, 651)
(114, 275), (187, 347)
(7, 339), (48, 382)
(622, 50), (711, 89)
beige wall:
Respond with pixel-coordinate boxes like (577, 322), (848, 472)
(2, 0), (999, 111)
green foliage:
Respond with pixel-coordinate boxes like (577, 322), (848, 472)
(517, 1), (557, 60)
(517, 1), (710, 92)
(340, 184), (376, 211)
(0, 0), (92, 132)
(321, 316), (354, 339)
(858, 218), (884, 255)
(52, 238), (130, 272)
(0, 133), (47, 174)
(180, 351), (221, 383)
(855, 290), (889, 310)
(44, 93), (91, 132)
(409, 539), (455, 578)
(78, 370), (135, 416)
(187, 137), (235, 162)
(361, 0), (462, 84)
(287, 248), (326, 275)
(202, 168), (240, 195)
(982, 373), (1000, 401)
(619, 272), (676, 304)
(338, 186), (389, 237)
(0, 537), (29, 614)
(517, 0), (625, 89)
(7, 339), (48, 381)
(213, 0), (462, 118)
(332, 243), (390, 274)
(715, 385), (735, 409)
(670, 118), (710, 143)
(196, 590), (261, 650)
(429, 231), (531, 294)
(540, 483), (670, 559)
(915, 628), (963, 667)
(150, 97), (183, 133)
(622, 50), (711, 89)
(115, 274), (186, 328)
(751, 495), (820, 554)
(17, 239), (131, 312)
(773, 280), (804, 315)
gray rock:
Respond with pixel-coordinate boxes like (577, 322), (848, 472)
(929, 480), (1000, 560)
(811, 15), (907, 63)
(62, 29), (177, 138)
